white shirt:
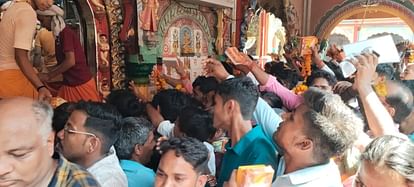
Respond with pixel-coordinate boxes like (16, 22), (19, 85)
(272, 158), (342, 187)
(157, 120), (216, 175)
(87, 147), (128, 187)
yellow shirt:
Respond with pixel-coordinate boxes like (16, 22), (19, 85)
(0, 2), (36, 71)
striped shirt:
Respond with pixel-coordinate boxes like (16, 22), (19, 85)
(48, 154), (100, 187)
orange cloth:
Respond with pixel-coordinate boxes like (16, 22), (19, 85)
(58, 78), (101, 102)
(0, 69), (37, 99)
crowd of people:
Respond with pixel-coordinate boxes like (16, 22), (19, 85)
(0, 0), (414, 187)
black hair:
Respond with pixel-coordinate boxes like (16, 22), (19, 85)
(192, 76), (219, 94)
(264, 62), (273, 74)
(306, 70), (337, 87)
(159, 137), (209, 174)
(75, 101), (122, 127)
(402, 80), (414, 97)
(216, 77), (259, 120)
(385, 81), (413, 124)
(220, 61), (234, 75)
(84, 116), (120, 154)
(376, 64), (395, 80)
(177, 106), (216, 142)
(260, 91), (283, 109)
(156, 57), (163, 64)
(74, 101), (123, 153)
(151, 89), (195, 122)
(52, 102), (75, 133)
(115, 117), (153, 160)
(106, 89), (145, 117)
(269, 62), (287, 78)
(269, 64), (300, 90)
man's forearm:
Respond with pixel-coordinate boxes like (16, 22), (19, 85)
(164, 76), (181, 87)
(359, 86), (397, 137)
(15, 49), (44, 88)
(48, 60), (73, 79)
(250, 63), (269, 86)
(146, 103), (164, 128)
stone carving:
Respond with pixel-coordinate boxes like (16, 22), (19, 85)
(104, 0), (125, 89)
(285, 3), (299, 37)
(98, 34), (110, 72)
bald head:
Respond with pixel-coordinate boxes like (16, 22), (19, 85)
(0, 97), (57, 186)
(0, 97), (53, 141)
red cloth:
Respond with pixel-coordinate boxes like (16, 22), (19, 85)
(139, 0), (158, 32)
(56, 27), (92, 86)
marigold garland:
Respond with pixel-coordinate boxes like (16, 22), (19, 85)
(149, 66), (187, 93)
(150, 67), (168, 91)
(292, 36), (317, 94)
(373, 81), (387, 97)
(292, 83), (308, 95)
(292, 54), (311, 94)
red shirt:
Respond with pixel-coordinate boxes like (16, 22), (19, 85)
(56, 27), (92, 86)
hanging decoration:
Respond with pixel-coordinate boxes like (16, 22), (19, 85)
(149, 64), (168, 91)
(292, 36), (318, 94)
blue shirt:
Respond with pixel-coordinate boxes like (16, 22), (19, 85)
(409, 133), (414, 142)
(253, 97), (282, 140)
(217, 125), (279, 186)
(120, 160), (155, 187)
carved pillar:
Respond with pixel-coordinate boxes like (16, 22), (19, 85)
(104, 0), (126, 89)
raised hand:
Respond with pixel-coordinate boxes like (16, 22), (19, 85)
(203, 58), (230, 81)
(128, 80), (148, 102)
(353, 53), (379, 92)
(175, 57), (188, 78)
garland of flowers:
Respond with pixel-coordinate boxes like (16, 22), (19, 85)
(292, 83), (308, 94)
(292, 36), (317, 94)
(373, 81), (387, 97)
(150, 65), (168, 91)
(407, 44), (414, 64)
(150, 65), (185, 92)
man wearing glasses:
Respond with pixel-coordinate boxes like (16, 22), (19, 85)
(57, 101), (127, 187)
(0, 97), (99, 187)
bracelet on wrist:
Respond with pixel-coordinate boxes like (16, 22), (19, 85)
(36, 85), (46, 92)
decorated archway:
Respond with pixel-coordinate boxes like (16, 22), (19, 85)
(314, 0), (414, 39)
(157, 2), (215, 57)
